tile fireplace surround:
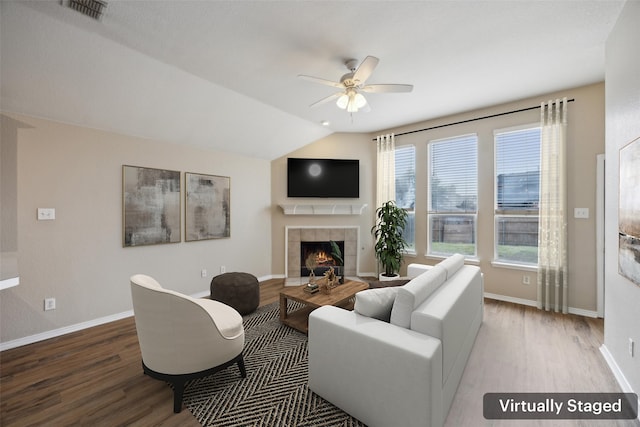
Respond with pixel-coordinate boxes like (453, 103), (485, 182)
(285, 226), (358, 286)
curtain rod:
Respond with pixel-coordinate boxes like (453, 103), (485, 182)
(373, 98), (575, 140)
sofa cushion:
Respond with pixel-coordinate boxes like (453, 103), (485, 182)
(389, 265), (447, 328)
(407, 263), (433, 279)
(354, 287), (400, 322)
(437, 253), (465, 279)
(367, 279), (410, 289)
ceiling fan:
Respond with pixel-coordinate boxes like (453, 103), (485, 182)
(298, 56), (413, 113)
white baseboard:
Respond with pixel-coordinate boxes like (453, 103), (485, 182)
(359, 271), (377, 278)
(484, 292), (538, 307)
(284, 275), (363, 286)
(5, 284), (603, 352)
(0, 288), (213, 352)
(600, 344), (640, 421)
(483, 292), (598, 318)
(192, 290), (210, 298)
(162, 276), (286, 297)
(1, 278), (292, 352)
(568, 306), (599, 318)
(266, 273), (377, 282)
(0, 310), (134, 352)
(258, 274), (284, 282)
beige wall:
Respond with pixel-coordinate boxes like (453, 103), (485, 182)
(0, 114), (272, 344)
(604, 0), (640, 399)
(376, 83), (605, 312)
(271, 83), (605, 313)
(271, 132), (378, 277)
(1, 82), (607, 346)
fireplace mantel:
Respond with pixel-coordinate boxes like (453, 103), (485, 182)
(279, 203), (367, 216)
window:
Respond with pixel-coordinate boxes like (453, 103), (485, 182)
(494, 125), (541, 265)
(395, 145), (416, 251)
(428, 134), (477, 257)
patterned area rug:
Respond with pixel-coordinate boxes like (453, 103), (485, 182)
(183, 301), (367, 427)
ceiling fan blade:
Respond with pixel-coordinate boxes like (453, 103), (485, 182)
(361, 84), (414, 93)
(309, 92), (343, 108)
(352, 56), (379, 84)
(298, 74), (344, 89)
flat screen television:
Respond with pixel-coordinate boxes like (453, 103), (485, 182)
(287, 158), (359, 198)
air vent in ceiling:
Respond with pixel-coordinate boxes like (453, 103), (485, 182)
(65, 0), (107, 20)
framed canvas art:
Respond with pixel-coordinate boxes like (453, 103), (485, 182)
(123, 165), (181, 247)
(185, 172), (230, 241)
(619, 136), (640, 286)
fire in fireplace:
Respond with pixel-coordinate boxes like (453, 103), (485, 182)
(300, 241), (344, 276)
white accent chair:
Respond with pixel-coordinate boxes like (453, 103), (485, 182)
(130, 274), (246, 413)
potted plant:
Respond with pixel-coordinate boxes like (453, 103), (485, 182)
(371, 200), (408, 280)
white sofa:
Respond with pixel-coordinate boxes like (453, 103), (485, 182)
(308, 254), (483, 427)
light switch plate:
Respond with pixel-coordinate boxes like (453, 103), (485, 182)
(574, 207), (589, 219)
(37, 208), (56, 220)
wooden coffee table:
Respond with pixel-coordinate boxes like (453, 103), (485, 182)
(279, 279), (369, 334)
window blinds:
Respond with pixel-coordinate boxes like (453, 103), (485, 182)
(394, 145), (415, 210)
(429, 134), (478, 213)
(495, 127), (541, 212)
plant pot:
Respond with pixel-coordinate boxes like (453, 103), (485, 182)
(371, 201), (408, 284)
(379, 273), (401, 281)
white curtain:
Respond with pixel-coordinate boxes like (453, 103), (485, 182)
(537, 98), (568, 313)
(376, 133), (395, 208)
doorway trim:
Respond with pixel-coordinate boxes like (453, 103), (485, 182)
(596, 153), (605, 318)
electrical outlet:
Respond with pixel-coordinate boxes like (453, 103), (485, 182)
(37, 208), (56, 220)
(574, 207), (589, 219)
(44, 298), (56, 311)
(629, 338), (634, 357)
(522, 275), (531, 285)
(220, 265), (226, 274)
(201, 269), (207, 278)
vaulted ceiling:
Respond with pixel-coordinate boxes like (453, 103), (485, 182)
(0, 1), (626, 160)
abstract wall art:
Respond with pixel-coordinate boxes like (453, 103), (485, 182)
(185, 172), (230, 241)
(123, 165), (181, 247)
(619, 136), (640, 286)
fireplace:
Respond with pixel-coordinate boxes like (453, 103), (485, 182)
(286, 226), (358, 285)
(300, 240), (344, 276)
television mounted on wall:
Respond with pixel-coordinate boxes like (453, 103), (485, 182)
(287, 158), (359, 198)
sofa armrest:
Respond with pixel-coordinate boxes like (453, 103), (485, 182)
(308, 306), (444, 427)
(410, 265), (483, 408)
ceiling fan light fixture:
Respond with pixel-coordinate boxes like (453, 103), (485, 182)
(301, 55), (412, 114)
(344, 92), (366, 113)
(336, 94), (349, 109)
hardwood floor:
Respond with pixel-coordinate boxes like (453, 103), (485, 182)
(0, 279), (285, 427)
(447, 300), (639, 427)
(1, 280), (636, 426)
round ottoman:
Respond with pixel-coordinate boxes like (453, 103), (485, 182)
(210, 272), (259, 315)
